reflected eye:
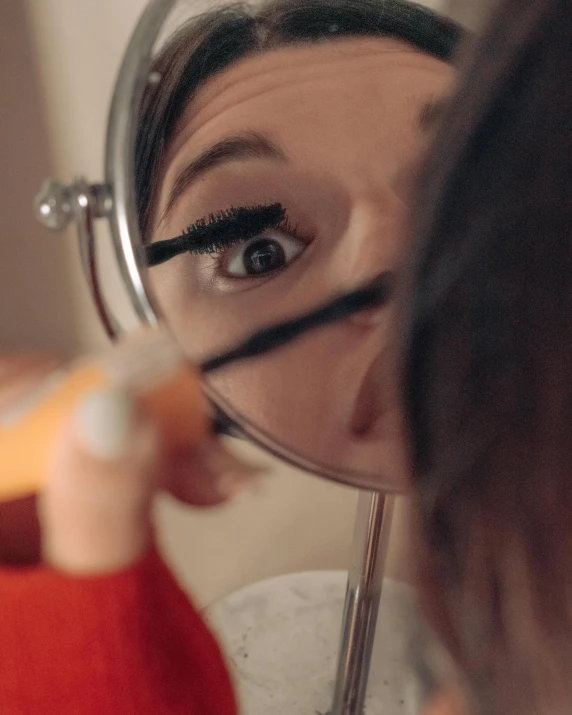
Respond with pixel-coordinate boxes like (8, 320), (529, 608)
(224, 229), (306, 277)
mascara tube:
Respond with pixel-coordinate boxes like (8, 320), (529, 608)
(0, 328), (208, 503)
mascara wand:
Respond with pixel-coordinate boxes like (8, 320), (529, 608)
(145, 204), (286, 266)
(200, 272), (394, 374)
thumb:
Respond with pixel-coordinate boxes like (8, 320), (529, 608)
(39, 389), (159, 575)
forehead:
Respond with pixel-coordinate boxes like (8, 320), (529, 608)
(166, 37), (451, 160)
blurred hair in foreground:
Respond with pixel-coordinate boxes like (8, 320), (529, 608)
(403, 0), (572, 713)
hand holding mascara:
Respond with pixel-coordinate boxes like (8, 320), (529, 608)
(0, 329), (212, 505)
(0, 276), (391, 507)
(0, 330), (260, 571)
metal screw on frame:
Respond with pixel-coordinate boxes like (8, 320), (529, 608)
(35, 179), (111, 230)
(34, 178), (121, 339)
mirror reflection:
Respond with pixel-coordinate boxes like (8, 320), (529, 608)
(135, 0), (460, 487)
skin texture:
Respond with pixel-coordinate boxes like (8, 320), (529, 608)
(149, 37), (452, 490)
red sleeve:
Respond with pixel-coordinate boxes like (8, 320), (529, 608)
(0, 547), (238, 715)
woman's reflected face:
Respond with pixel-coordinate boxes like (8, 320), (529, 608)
(149, 37), (452, 488)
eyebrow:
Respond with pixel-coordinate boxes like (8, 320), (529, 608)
(162, 130), (287, 220)
(161, 105), (444, 223)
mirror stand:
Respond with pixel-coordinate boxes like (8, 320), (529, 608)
(332, 493), (394, 715)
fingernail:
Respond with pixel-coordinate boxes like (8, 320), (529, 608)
(198, 440), (264, 498)
(75, 389), (135, 461)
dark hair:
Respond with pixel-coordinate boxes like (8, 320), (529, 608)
(135, 0), (462, 237)
(404, 0), (572, 711)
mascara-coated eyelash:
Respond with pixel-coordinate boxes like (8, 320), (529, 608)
(146, 203), (287, 267)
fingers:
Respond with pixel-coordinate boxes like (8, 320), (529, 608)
(0, 348), (263, 574)
(39, 389), (159, 575)
(38, 387), (264, 576)
(165, 438), (264, 507)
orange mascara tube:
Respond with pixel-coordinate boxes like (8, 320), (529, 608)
(0, 328), (209, 503)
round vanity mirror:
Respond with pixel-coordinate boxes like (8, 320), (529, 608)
(95, 0), (460, 492)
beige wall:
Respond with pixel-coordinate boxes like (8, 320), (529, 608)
(0, 0), (149, 353)
(0, 1), (78, 352)
(22, 0), (149, 350)
(2, 0), (450, 604)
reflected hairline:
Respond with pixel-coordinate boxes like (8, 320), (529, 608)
(156, 91), (449, 232)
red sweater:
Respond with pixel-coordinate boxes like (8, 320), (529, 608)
(0, 548), (238, 715)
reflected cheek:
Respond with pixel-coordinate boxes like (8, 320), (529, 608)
(207, 341), (343, 435)
(149, 262), (408, 483)
(205, 321), (389, 450)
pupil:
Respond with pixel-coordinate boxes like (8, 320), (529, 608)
(243, 239), (286, 275)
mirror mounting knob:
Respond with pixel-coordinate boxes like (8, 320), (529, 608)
(34, 179), (112, 231)
(35, 179), (73, 231)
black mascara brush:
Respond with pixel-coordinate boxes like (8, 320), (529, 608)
(145, 204), (286, 267)
(201, 272), (394, 374)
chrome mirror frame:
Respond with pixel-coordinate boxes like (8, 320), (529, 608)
(103, 0), (176, 332)
(36, 0), (177, 340)
(34, 0), (391, 490)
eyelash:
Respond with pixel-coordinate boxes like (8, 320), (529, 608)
(184, 206), (298, 256)
(145, 203), (302, 267)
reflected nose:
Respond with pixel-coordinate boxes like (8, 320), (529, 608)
(343, 270), (395, 328)
(337, 195), (404, 290)
(350, 341), (395, 440)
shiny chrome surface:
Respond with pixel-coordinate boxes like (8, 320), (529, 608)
(104, 0), (178, 329)
(35, 179), (74, 230)
(332, 493), (395, 715)
(35, 178), (119, 338)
